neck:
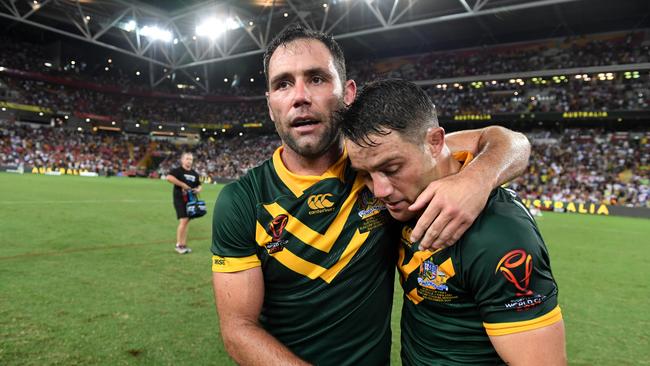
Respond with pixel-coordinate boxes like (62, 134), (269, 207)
(280, 141), (344, 176)
(431, 145), (462, 182)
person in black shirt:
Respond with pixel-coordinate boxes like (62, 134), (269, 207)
(167, 152), (202, 254)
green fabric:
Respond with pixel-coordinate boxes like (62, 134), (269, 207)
(212, 157), (396, 366)
(399, 188), (559, 365)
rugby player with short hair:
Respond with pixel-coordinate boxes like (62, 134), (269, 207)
(342, 79), (566, 366)
(210, 25), (533, 365)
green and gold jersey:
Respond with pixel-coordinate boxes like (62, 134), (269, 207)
(211, 147), (396, 366)
(399, 187), (562, 366)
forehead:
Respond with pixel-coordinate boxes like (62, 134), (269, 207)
(268, 39), (337, 76)
(346, 132), (411, 170)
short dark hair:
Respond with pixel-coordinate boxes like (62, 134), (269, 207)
(263, 24), (347, 88)
(341, 79), (438, 147)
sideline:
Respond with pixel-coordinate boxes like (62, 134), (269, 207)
(0, 236), (211, 260)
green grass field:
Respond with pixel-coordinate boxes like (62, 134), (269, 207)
(1, 173), (649, 365)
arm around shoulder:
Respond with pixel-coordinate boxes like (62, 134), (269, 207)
(409, 126), (531, 250)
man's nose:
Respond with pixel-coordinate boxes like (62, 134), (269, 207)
(292, 79), (312, 108)
(371, 174), (394, 199)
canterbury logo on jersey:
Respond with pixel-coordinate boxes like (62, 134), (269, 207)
(307, 193), (335, 211)
(256, 179), (370, 284)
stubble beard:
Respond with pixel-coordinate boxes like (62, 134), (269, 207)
(279, 99), (347, 160)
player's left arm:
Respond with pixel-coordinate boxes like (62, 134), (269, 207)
(489, 320), (566, 366)
(468, 201), (565, 366)
(409, 126), (530, 250)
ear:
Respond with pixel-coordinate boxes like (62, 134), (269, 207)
(426, 127), (445, 157)
(266, 92), (275, 122)
(343, 79), (357, 106)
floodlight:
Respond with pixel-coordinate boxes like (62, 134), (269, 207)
(140, 25), (173, 42)
(196, 17), (240, 39)
(124, 20), (137, 32)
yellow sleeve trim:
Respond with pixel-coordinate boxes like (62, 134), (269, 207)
(212, 254), (261, 273)
(484, 306), (562, 336)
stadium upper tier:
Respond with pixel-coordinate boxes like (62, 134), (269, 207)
(0, 30), (649, 129)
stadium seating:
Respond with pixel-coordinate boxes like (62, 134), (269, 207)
(0, 30), (648, 208)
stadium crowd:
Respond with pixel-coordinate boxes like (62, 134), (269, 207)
(0, 120), (149, 175)
(0, 36), (265, 97)
(1, 120), (647, 208)
(1, 30), (648, 208)
(348, 31), (648, 83)
(1, 30), (648, 123)
(426, 77), (650, 115)
(509, 129), (649, 208)
(2, 74), (647, 125)
(1, 77), (267, 125)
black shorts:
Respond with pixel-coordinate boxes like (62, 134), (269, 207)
(173, 196), (188, 219)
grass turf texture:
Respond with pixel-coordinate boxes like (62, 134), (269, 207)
(0, 173), (648, 365)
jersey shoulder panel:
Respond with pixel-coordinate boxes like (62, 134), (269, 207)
(459, 187), (559, 326)
(211, 161), (272, 259)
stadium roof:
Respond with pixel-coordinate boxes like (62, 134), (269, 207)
(1, 0), (648, 91)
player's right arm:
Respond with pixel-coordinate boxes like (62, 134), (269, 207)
(212, 269), (310, 366)
(211, 183), (310, 366)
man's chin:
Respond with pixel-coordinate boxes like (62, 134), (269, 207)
(388, 208), (416, 222)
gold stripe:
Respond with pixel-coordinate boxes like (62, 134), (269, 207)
(484, 306), (563, 336)
(255, 222), (327, 279)
(272, 146), (349, 197)
(255, 219), (368, 284)
(256, 221), (272, 244)
(320, 228), (368, 283)
(211, 254), (261, 273)
(438, 257), (456, 277)
(397, 249), (441, 279)
(406, 288), (423, 304)
(263, 178), (365, 253)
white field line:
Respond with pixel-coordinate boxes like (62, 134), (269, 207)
(0, 199), (169, 204)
